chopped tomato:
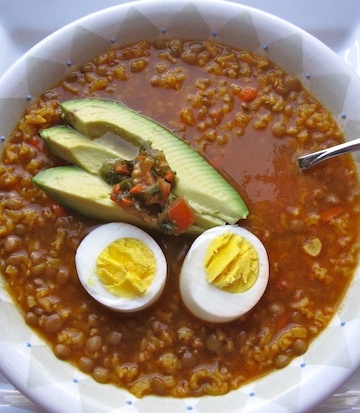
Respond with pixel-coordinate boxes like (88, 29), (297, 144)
(159, 179), (171, 199)
(114, 164), (131, 175)
(130, 183), (143, 195)
(167, 198), (195, 232)
(112, 183), (121, 196)
(27, 136), (44, 150)
(52, 203), (66, 217)
(320, 205), (343, 222)
(237, 87), (258, 102)
(120, 197), (133, 207)
(276, 315), (289, 330)
(164, 171), (175, 183)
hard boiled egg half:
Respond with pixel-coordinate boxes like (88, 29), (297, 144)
(180, 225), (269, 323)
(75, 222), (167, 312)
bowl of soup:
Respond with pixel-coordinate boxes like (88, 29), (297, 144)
(1, 1), (360, 412)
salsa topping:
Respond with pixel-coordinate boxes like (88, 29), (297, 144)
(100, 141), (195, 234)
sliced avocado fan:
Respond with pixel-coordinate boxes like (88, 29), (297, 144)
(34, 98), (248, 234)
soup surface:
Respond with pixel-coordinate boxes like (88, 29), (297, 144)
(0, 39), (360, 398)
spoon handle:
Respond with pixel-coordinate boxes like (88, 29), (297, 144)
(298, 137), (360, 170)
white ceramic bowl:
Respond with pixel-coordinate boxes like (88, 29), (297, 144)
(1, 1), (360, 412)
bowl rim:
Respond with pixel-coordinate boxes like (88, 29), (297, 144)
(1, 1), (360, 412)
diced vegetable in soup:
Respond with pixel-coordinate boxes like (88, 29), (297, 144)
(0, 38), (360, 399)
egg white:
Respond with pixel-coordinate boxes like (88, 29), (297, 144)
(75, 222), (167, 312)
(179, 225), (269, 323)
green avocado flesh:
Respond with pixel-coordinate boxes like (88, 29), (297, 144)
(35, 98), (248, 233)
(40, 126), (120, 175)
(33, 166), (146, 227)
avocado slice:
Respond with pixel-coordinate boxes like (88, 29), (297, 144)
(33, 165), (204, 233)
(33, 165), (142, 224)
(59, 99), (248, 229)
(41, 126), (120, 175)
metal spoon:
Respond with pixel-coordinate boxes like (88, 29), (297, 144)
(298, 137), (360, 170)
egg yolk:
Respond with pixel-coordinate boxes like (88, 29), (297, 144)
(95, 238), (156, 298)
(204, 232), (259, 293)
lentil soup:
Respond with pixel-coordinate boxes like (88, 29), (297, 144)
(1, 39), (360, 398)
